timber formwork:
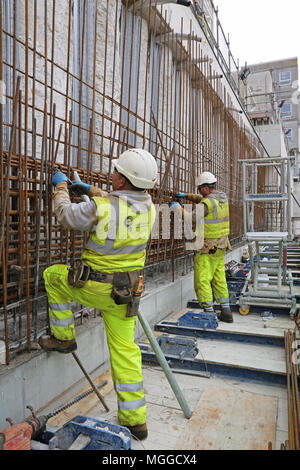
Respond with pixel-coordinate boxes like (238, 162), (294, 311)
(0, 0), (268, 363)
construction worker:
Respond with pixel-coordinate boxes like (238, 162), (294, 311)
(171, 171), (233, 323)
(38, 148), (158, 440)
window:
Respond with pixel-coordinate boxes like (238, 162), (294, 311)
(281, 103), (292, 119)
(279, 71), (291, 86)
(284, 128), (293, 142)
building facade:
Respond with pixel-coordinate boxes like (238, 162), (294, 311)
(245, 57), (300, 234)
(247, 58), (299, 163)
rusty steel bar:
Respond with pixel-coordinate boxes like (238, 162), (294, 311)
(100, 0), (109, 166)
(0, 76), (21, 264)
(71, 352), (109, 413)
(118, 0), (127, 157)
(0, 0), (267, 358)
(88, 0), (98, 178)
(32, 0), (37, 158)
(108, 0), (119, 165)
(77, 0), (87, 169)
(32, 104), (48, 337)
(64, 0), (72, 167)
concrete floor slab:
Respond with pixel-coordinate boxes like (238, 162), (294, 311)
(47, 307), (291, 451)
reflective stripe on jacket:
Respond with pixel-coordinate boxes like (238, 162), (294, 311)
(201, 194), (230, 239)
(81, 194), (156, 272)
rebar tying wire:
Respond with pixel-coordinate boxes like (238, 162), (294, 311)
(46, 380), (108, 420)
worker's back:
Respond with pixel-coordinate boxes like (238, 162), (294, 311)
(82, 191), (156, 273)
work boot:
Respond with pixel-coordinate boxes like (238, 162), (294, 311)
(219, 308), (234, 323)
(38, 335), (77, 354)
(126, 423), (148, 441)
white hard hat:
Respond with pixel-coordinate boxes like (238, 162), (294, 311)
(113, 148), (158, 189)
(197, 171), (217, 186)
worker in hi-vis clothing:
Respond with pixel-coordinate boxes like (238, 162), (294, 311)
(38, 149), (158, 440)
(171, 171), (233, 324)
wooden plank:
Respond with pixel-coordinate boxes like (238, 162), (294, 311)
(175, 385), (278, 450)
(195, 338), (286, 374)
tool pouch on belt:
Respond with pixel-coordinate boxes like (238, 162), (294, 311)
(111, 271), (143, 317)
(67, 260), (91, 288)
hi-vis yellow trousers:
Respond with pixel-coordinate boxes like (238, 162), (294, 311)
(194, 248), (229, 308)
(43, 264), (146, 427)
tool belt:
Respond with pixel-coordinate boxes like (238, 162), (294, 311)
(67, 260), (143, 317)
(208, 246), (217, 255)
(111, 271), (143, 317)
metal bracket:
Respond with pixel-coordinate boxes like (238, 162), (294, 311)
(158, 334), (199, 359)
(43, 415), (132, 451)
(178, 311), (218, 330)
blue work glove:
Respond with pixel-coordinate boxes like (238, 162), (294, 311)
(176, 192), (187, 198)
(52, 171), (69, 186)
(170, 201), (180, 209)
(70, 181), (91, 195)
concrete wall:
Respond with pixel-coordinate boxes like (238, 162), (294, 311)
(255, 123), (288, 158)
(162, 4), (255, 139)
(17, 0), (71, 161)
(14, 1), (258, 168)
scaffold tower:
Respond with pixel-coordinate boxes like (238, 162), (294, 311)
(238, 156), (297, 318)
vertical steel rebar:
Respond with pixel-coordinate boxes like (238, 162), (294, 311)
(0, 0), (269, 357)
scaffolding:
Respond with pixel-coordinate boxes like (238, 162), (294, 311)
(238, 156), (297, 318)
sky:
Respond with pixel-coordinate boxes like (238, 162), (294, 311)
(215, 0), (300, 78)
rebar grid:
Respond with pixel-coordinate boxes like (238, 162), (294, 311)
(0, 0), (265, 363)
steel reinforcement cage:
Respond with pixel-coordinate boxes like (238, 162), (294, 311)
(0, 0), (267, 363)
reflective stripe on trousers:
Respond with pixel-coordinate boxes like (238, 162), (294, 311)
(118, 398), (146, 410)
(115, 381), (144, 392)
(47, 300), (75, 340)
(215, 297), (230, 304)
(114, 381), (145, 413)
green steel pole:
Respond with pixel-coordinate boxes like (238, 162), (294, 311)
(137, 310), (192, 419)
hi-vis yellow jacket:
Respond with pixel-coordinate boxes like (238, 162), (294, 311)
(81, 192), (156, 272)
(53, 183), (156, 272)
(201, 192), (230, 239)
